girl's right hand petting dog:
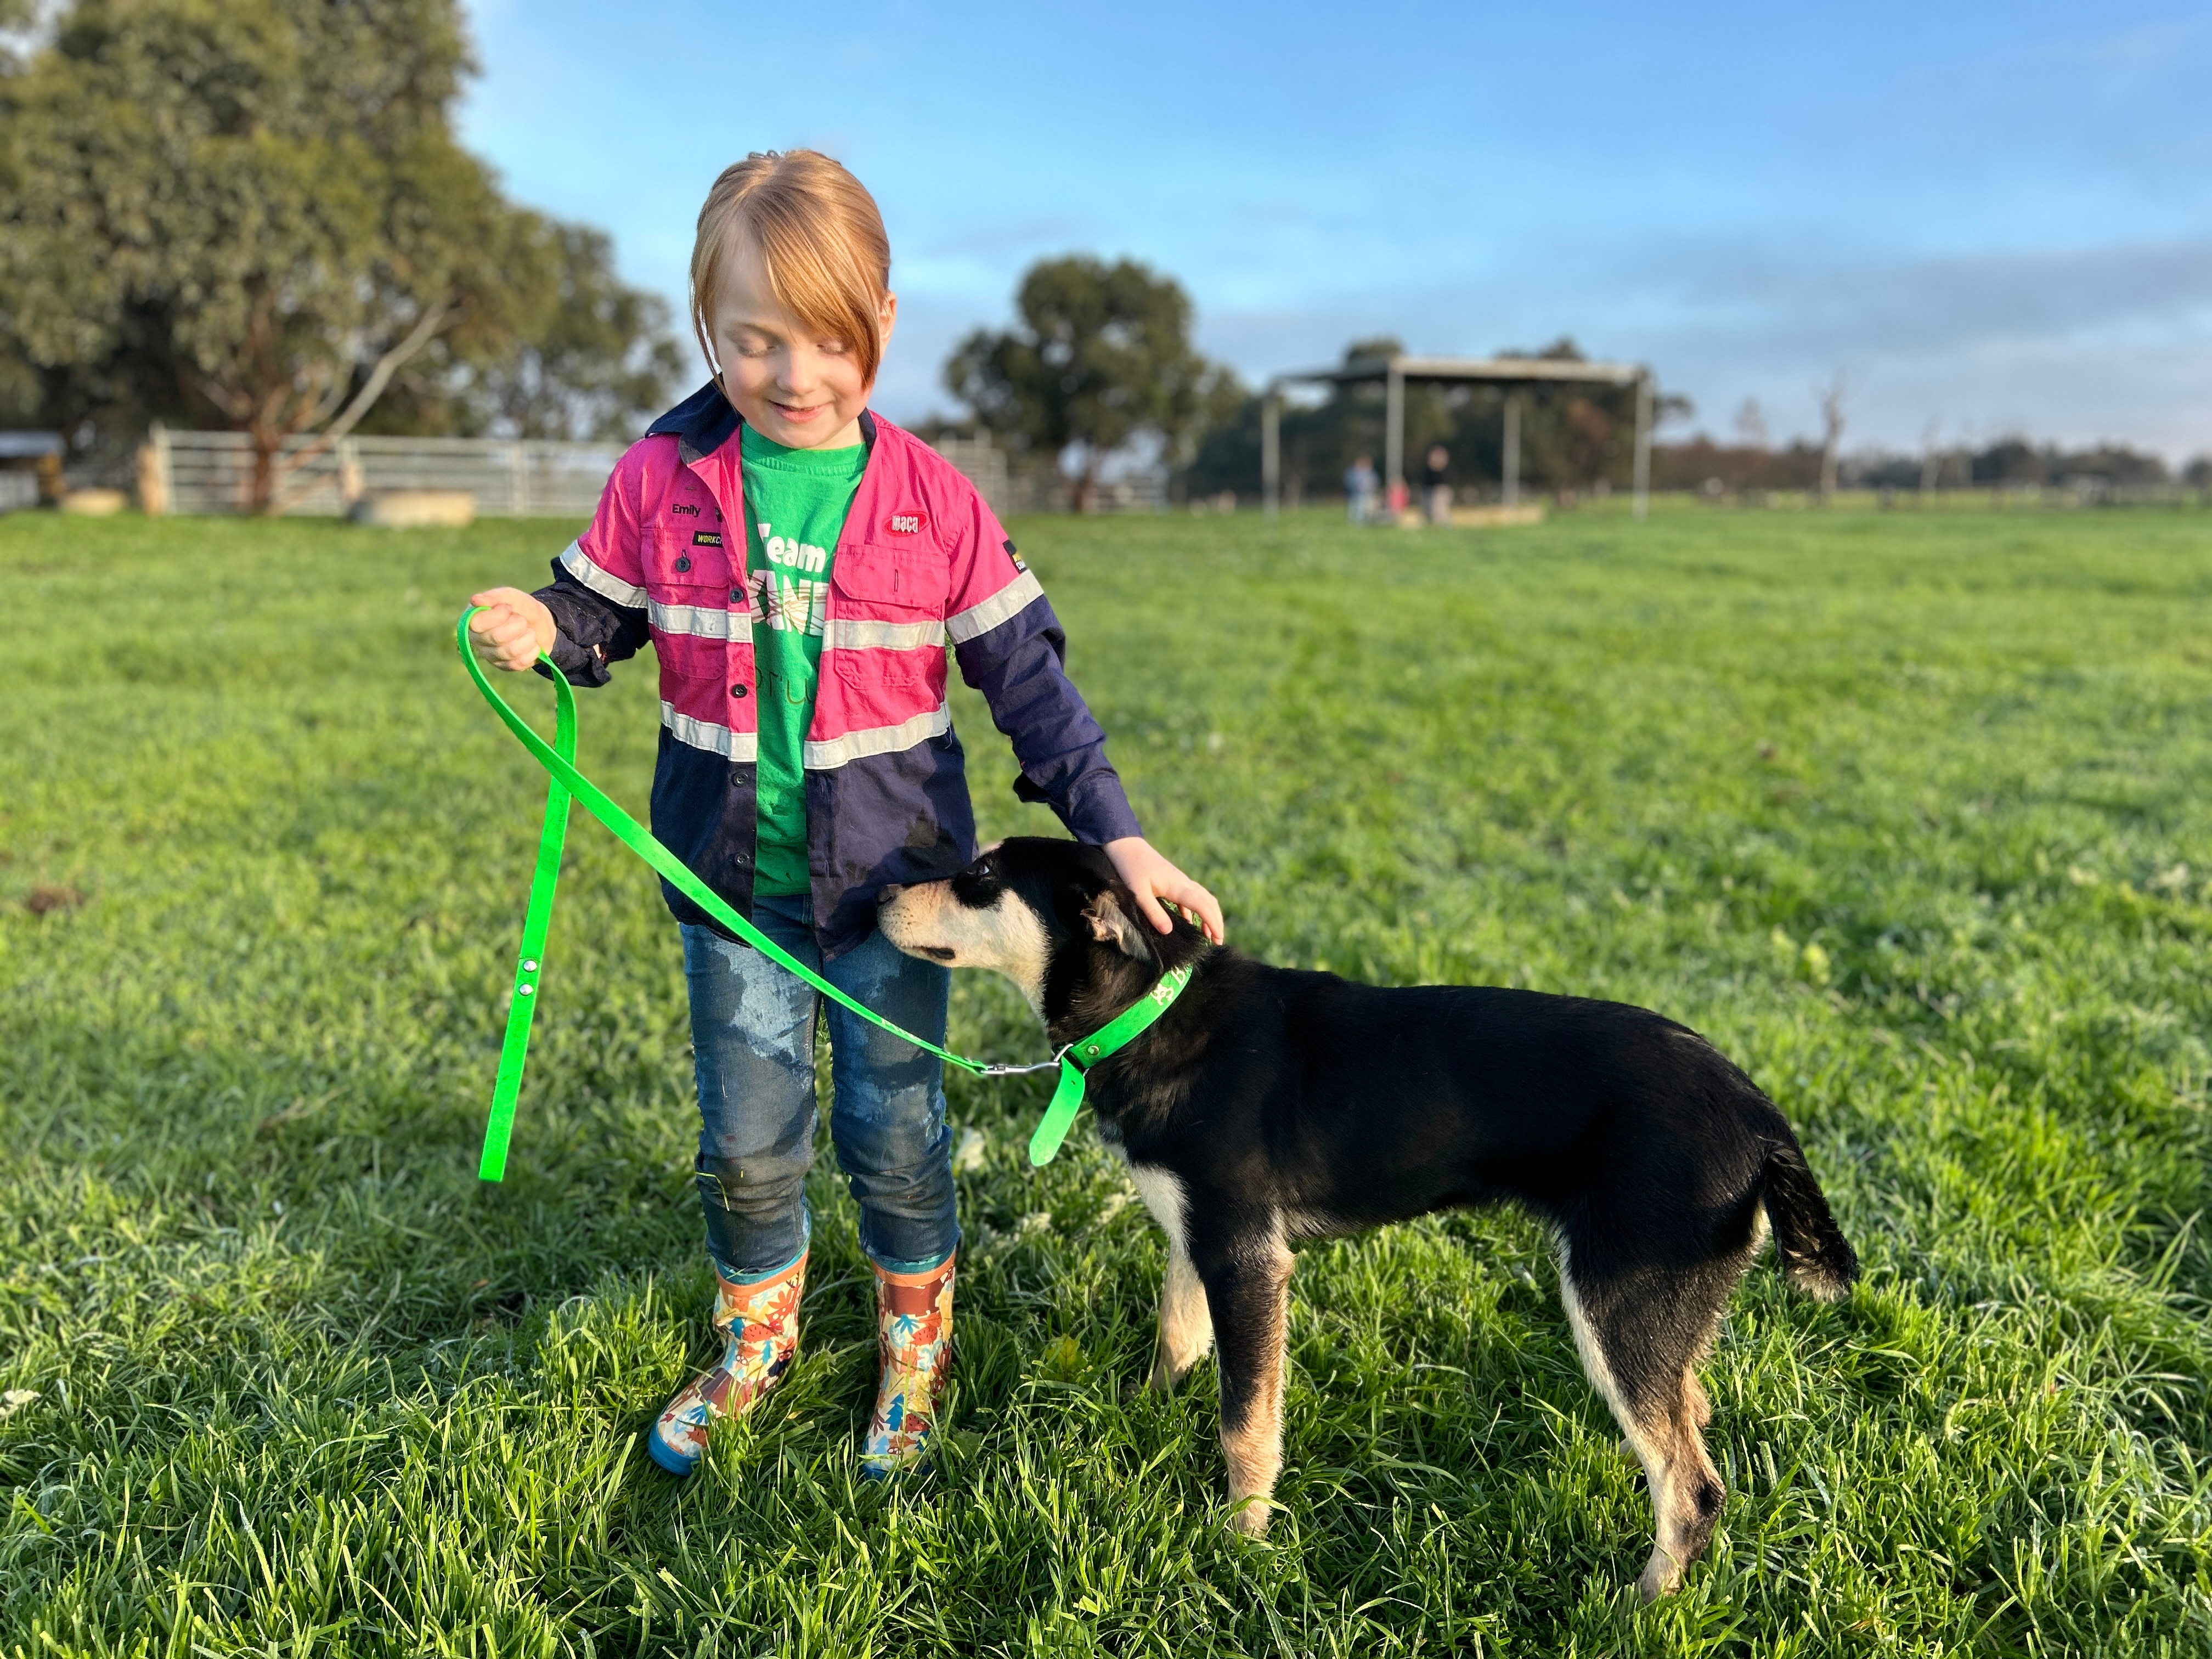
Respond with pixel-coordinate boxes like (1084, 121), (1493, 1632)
(466, 588), (557, 672)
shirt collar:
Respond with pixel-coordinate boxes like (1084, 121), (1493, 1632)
(647, 381), (878, 465)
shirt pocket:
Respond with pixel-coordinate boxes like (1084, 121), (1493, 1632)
(831, 544), (951, 618)
(644, 524), (737, 602)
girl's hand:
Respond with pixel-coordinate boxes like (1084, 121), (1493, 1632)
(1104, 837), (1225, 944)
(467, 588), (557, 672)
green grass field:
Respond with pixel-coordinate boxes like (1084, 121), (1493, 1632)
(5, 503), (2211, 1656)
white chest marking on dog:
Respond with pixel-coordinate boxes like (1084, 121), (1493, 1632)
(1125, 1161), (1189, 1252)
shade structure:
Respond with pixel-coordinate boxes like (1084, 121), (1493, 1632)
(1260, 354), (1654, 521)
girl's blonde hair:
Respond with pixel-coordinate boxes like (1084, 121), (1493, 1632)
(691, 150), (893, 388)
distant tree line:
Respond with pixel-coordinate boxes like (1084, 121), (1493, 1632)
(1652, 435), (2192, 494)
(0, 0), (680, 509)
(939, 257), (2212, 508)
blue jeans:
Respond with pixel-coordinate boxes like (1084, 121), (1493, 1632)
(682, 895), (957, 1279)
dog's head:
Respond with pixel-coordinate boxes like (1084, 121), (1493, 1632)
(877, 838), (1202, 1033)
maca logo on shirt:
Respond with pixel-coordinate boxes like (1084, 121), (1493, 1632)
(691, 530), (723, 547)
(886, 511), (928, 535)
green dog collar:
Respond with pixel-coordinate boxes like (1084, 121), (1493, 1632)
(1027, 962), (1195, 1166)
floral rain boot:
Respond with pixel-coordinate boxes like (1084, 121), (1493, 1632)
(647, 1250), (806, 1476)
(859, 1252), (955, 1479)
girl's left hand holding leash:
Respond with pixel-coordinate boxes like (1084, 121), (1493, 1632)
(1105, 837), (1225, 944)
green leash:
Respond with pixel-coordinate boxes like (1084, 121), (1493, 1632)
(457, 608), (1190, 1177)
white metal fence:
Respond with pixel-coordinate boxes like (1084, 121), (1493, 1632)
(145, 427), (627, 518)
(139, 425), (1172, 518)
(929, 435), (1168, 515)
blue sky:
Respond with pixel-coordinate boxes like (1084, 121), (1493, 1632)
(460, 1), (2212, 459)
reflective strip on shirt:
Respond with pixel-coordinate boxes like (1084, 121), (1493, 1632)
(825, 616), (945, 651)
(802, 702), (951, 770)
(652, 600), (753, 642)
(661, 702), (758, 761)
(558, 540), (648, 609)
(945, 569), (1044, 644)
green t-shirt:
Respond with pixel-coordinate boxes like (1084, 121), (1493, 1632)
(740, 424), (867, 895)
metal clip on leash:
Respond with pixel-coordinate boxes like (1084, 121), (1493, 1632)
(456, 608), (1186, 1176)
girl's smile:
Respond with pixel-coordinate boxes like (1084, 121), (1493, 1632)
(709, 232), (896, 450)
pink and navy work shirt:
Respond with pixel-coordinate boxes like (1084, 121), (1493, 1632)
(533, 382), (1142, 960)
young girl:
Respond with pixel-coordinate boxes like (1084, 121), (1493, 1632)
(465, 151), (1222, 1480)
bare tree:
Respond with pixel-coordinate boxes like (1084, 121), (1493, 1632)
(1918, 417), (1942, 501)
(1733, 397), (1769, 450)
(1813, 372), (1853, 503)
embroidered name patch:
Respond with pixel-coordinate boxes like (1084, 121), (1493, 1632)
(887, 512), (928, 535)
(691, 531), (723, 547)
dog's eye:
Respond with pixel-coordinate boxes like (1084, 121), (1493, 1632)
(952, 861), (1002, 903)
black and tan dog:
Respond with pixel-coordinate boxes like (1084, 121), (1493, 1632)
(878, 838), (1857, 1598)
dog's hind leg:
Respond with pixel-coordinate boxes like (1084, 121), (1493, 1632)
(1198, 1229), (1295, 1537)
(1558, 1244), (1730, 1601)
(1149, 1240), (1214, 1392)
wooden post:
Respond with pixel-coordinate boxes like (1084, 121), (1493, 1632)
(1384, 362), (1404, 498)
(1632, 373), (1652, 521)
(1261, 387), (1281, 520)
(1502, 392), (1521, 509)
(137, 422), (171, 516)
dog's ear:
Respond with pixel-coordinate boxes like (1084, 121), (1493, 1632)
(1081, 889), (1154, 962)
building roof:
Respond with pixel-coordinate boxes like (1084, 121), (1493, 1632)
(1272, 354), (1645, 389)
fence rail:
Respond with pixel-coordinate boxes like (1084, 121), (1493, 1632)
(138, 425), (1173, 519)
(146, 428), (627, 518)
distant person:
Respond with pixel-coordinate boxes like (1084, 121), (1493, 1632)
(1423, 444), (1452, 523)
(464, 149), (1222, 1484)
(1345, 454), (1378, 523)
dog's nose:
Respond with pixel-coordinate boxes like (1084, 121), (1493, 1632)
(877, 884), (903, 905)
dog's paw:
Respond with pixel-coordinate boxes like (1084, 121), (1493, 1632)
(1635, 1550), (1683, 1602)
(1226, 1496), (1272, 1538)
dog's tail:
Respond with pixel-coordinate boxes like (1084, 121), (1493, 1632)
(1759, 1140), (1858, 1301)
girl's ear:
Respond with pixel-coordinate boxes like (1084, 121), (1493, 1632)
(878, 290), (898, 351)
(1082, 890), (1153, 962)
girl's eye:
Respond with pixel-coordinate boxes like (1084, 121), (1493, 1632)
(819, 340), (849, 355)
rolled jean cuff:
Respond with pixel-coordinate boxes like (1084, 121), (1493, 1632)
(868, 1233), (961, 1277)
(713, 1217), (810, 1285)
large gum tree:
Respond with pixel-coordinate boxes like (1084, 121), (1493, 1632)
(0, 0), (675, 509)
(946, 256), (1234, 513)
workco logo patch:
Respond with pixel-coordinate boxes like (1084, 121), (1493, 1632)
(691, 531), (723, 548)
(886, 511), (928, 535)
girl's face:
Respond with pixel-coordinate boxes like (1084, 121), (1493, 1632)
(708, 231), (896, 450)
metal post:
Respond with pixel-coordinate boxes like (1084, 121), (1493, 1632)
(1502, 392), (1521, 509)
(1384, 362), (1404, 500)
(1261, 386), (1281, 520)
(1632, 373), (1652, 521)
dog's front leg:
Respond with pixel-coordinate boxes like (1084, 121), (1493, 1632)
(1197, 1233), (1294, 1537)
(1148, 1242), (1214, 1392)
